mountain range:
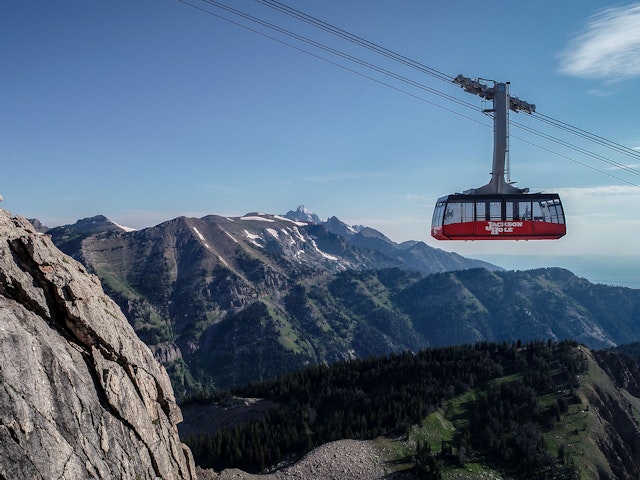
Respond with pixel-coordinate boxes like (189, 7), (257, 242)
(40, 206), (640, 397)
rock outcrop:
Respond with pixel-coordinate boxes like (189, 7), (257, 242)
(0, 210), (195, 479)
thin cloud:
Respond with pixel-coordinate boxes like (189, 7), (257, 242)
(554, 185), (640, 220)
(394, 193), (429, 202)
(605, 163), (640, 171)
(555, 184), (640, 197)
(559, 3), (640, 79)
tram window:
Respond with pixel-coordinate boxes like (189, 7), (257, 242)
(540, 202), (551, 221)
(506, 202), (514, 221)
(432, 203), (445, 227)
(489, 201), (502, 220)
(541, 200), (565, 224)
(444, 202), (463, 225)
(519, 201), (531, 220)
(476, 202), (486, 221)
(463, 202), (474, 222)
(554, 202), (565, 224)
(532, 202), (544, 221)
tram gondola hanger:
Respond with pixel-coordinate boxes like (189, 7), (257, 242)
(431, 75), (566, 241)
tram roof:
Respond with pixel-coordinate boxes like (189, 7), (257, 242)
(436, 192), (562, 203)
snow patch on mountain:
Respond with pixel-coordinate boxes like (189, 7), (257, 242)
(280, 228), (297, 246)
(274, 215), (307, 226)
(192, 227), (205, 241)
(240, 214), (275, 223)
(222, 229), (239, 244)
(266, 228), (280, 239)
(309, 238), (338, 261)
(290, 226), (306, 243)
(113, 221), (137, 232)
(244, 229), (264, 248)
(192, 227), (211, 250)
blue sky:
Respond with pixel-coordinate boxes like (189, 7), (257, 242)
(2, 1), (640, 271)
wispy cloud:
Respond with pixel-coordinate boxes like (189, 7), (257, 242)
(554, 184), (640, 220)
(559, 3), (640, 80)
(394, 193), (429, 202)
(555, 184), (640, 197)
(605, 163), (640, 171)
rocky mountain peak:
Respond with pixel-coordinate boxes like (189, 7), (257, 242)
(49, 214), (127, 235)
(324, 215), (362, 238)
(27, 217), (49, 233)
(284, 205), (322, 224)
(0, 209), (195, 479)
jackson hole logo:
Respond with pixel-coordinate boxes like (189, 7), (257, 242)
(485, 221), (524, 235)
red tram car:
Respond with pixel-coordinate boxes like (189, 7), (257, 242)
(431, 193), (565, 240)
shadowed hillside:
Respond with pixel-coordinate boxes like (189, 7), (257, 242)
(182, 341), (640, 479)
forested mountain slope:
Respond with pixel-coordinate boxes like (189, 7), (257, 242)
(183, 341), (640, 480)
(399, 267), (640, 348)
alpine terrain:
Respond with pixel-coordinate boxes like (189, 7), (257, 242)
(42, 206), (640, 397)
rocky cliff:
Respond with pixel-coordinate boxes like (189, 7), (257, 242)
(0, 210), (196, 479)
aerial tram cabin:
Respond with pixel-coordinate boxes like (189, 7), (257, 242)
(431, 193), (565, 240)
(431, 76), (566, 241)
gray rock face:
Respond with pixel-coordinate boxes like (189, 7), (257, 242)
(0, 210), (196, 479)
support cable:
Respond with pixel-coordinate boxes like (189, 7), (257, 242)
(177, 0), (640, 187)
(511, 120), (640, 177)
(188, 0), (480, 112)
(255, 0), (455, 83)
(532, 112), (640, 163)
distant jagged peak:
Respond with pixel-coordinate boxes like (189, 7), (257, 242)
(285, 205), (322, 224)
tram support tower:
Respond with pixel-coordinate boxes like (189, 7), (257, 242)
(453, 75), (535, 195)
